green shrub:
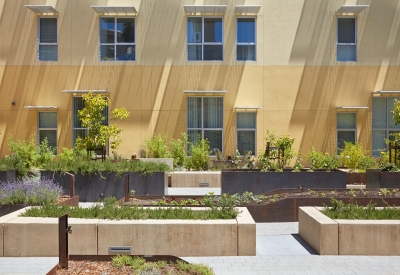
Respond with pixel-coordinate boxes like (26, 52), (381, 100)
(145, 133), (170, 158)
(185, 137), (211, 171)
(306, 147), (324, 170)
(357, 156), (377, 170)
(169, 133), (187, 168)
(340, 142), (368, 172)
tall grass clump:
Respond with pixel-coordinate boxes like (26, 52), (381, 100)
(0, 178), (63, 205)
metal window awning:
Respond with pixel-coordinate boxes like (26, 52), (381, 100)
(372, 90), (400, 95)
(25, 5), (58, 14)
(24, 106), (58, 109)
(235, 5), (261, 14)
(91, 6), (137, 15)
(183, 90), (226, 94)
(183, 5), (227, 14)
(235, 106), (261, 110)
(336, 5), (369, 14)
(336, 106), (369, 109)
(62, 90), (108, 94)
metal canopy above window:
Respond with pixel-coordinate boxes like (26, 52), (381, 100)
(24, 106), (58, 109)
(235, 106), (261, 110)
(372, 90), (400, 95)
(336, 106), (368, 109)
(24, 5), (58, 14)
(91, 6), (137, 15)
(235, 5), (261, 14)
(62, 90), (108, 95)
(183, 90), (226, 94)
(336, 5), (369, 14)
(183, 5), (227, 14)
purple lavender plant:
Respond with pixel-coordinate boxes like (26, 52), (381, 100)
(0, 178), (63, 205)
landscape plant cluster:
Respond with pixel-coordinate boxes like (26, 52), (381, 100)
(21, 196), (240, 220)
(111, 255), (213, 275)
(0, 178), (63, 205)
(322, 198), (400, 220)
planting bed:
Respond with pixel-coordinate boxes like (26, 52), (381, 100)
(124, 188), (400, 222)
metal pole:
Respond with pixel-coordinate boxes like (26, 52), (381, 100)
(125, 173), (130, 203)
(65, 172), (75, 198)
(59, 214), (72, 269)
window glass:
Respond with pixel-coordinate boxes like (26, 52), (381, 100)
(337, 113), (356, 129)
(237, 113), (256, 155)
(38, 112), (57, 150)
(337, 113), (356, 153)
(38, 18), (57, 61)
(337, 17), (356, 62)
(187, 97), (223, 155)
(187, 17), (223, 61)
(237, 18), (256, 61)
(372, 97), (400, 156)
(338, 18), (355, 43)
(100, 17), (135, 61)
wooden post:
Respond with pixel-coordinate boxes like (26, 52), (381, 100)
(59, 214), (72, 269)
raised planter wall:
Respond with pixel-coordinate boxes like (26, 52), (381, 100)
(169, 171), (221, 188)
(380, 172), (400, 189)
(1, 207), (255, 257)
(0, 170), (16, 183)
(299, 206), (400, 255)
(221, 170), (347, 195)
(41, 172), (166, 202)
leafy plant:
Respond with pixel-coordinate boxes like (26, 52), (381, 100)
(259, 130), (295, 171)
(169, 133), (187, 168)
(145, 133), (170, 158)
(74, 92), (130, 155)
(185, 136), (211, 171)
(292, 153), (304, 172)
(357, 156), (377, 170)
(340, 142), (368, 172)
(7, 135), (55, 176)
(306, 147), (324, 170)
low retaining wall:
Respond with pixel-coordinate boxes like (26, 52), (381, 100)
(299, 206), (400, 255)
(1, 207), (255, 257)
(169, 171), (221, 188)
(41, 172), (166, 201)
(221, 170), (347, 195)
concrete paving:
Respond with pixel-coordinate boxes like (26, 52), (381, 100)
(167, 187), (221, 195)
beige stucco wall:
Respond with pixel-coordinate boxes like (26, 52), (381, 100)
(1, 0), (400, 158)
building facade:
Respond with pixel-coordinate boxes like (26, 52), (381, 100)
(1, 0), (400, 158)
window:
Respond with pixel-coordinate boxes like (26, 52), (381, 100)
(100, 17), (135, 61)
(72, 97), (109, 151)
(237, 112), (256, 155)
(187, 17), (223, 61)
(38, 18), (58, 61)
(237, 18), (256, 61)
(38, 112), (57, 150)
(372, 97), (400, 156)
(187, 97), (223, 155)
(337, 17), (357, 62)
(337, 113), (356, 153)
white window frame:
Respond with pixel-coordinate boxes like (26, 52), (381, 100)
(186, 97), (224, 155)
(236, 112), (256, 155)
(336, 16), (357, 62)
(99, 17), (136, 61)
(38, 112), (57, 151)
(336, 112), (357, 154)
(72, 96), (109, 155)
(236, 17), (256, 61)
(187, 17), (224, 61)
(38, 17), (58, 61)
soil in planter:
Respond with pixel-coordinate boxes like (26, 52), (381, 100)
(126, 189), (400, 206)
(55, 260), (212, 275)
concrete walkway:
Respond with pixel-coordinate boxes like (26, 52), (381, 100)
(1, 222), (399, 275)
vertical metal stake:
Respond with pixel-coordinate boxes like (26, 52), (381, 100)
(59, 214), (69, 269)
(125, 173), (130, 202)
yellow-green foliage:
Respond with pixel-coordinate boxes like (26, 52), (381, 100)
(340, 142), (367, 172)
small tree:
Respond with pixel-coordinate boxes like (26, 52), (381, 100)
(75, 92), (129, 159)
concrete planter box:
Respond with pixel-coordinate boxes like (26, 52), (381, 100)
(221, 170), (347, 195)
(41, 172), (166, 201)
(1, 207), (255, 257)
(169, 171), (221, 188)
(299, 206), (400, 255)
